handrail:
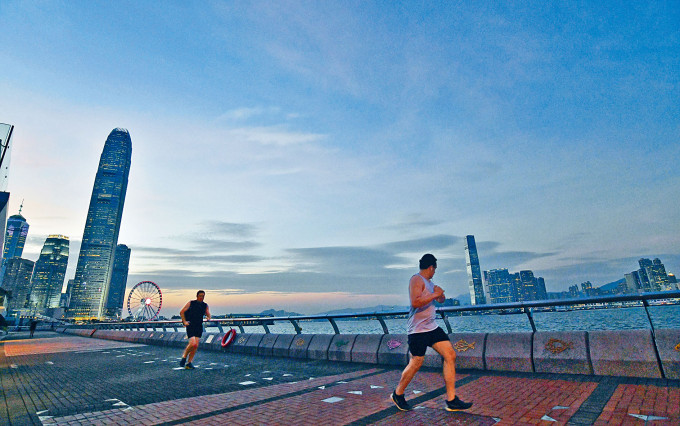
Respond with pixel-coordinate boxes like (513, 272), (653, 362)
(64, 290), (680, 335)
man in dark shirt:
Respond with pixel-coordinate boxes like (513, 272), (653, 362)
(179, 290), (211, 369)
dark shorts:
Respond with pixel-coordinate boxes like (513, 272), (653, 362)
(186, 325), (203, 339)
(408, 327), (449, 357)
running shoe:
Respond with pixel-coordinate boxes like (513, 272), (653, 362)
(445, 396), (473, 411)
(391, 391), (412, 411)
(185, 362), (195, 370)
(179, 357), (186, 367)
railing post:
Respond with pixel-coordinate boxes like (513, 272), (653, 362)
(376, 316), (389, 334)
(262, 323), (270, 333)
(642, 298), (666, 379)
(289, 319), (302, 334)
(523, 307), (537, 332)
(439, 311), (452, 334)
(327, 317), (340, 334)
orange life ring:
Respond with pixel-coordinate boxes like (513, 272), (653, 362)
(221, 329), (236, 347)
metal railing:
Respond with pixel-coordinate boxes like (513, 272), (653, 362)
(67, 290), (680, 335)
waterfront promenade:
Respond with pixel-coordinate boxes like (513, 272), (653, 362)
(1, 331), (678, 425)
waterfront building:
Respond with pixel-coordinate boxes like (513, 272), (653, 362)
(484, 268), (513, 304)
(28, 235), (69, 315)
(519, 270), (538, 301)
(1, 257), (35, 317)
(581, 281), (594, 297)
(536, 277), (547, 300)
(624, 271), (642, 293)
(105, 244), (131, 319)
(464, 235), (486, 305)
(67, 129), (132, 320)
(637, 258), (654, 292)
(568, 284), (580, 298)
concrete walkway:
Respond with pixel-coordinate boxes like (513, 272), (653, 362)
(1, 332), (678, 425)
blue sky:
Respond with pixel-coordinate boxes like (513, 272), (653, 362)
(1, 1), (678, 315)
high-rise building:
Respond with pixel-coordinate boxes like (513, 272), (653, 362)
(67, 128), (132, 320)
(484, 268), (513, 304)
(29, 235), (69, 315)
(464, 235), (486, 305)
(3, 208), (28, 259)
(105, 244), (131, 319)
(1, 257), (35, 317)
(624, 271), (641, 293)
(519, 270), (538, 301)
(0, 206), (29, 288)
(637, 258), (653, 292)
(536, 277), (547, 300)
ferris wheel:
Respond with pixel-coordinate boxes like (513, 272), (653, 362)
(127, 281), (162, 320)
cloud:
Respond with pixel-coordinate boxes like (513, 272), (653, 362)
(217, 106), (282, 122)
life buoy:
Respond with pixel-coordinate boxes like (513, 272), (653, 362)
(221, 329), (236, 347)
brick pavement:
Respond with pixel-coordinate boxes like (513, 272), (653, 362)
(1, 331), (679, 425)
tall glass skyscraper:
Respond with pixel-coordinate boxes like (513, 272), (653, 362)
(0, 207), (29, 288)
(29, 235), (69, 315)
(465, 235), (486, 305)
(105, 244), (131, 319)
(3, 209), (29, 259)
(67, 128), (132, 320)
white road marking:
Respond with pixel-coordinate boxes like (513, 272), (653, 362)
(240, 381), (256, 385)
(322, 397), (344, 403)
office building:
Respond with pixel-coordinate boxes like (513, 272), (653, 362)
(105, 244), (131, 319)
(484, 268), (513, 304)
(29, 235), (69, 315)
(465, 235), (486, 305)
(67, 128), (132, 320)
(2, 257), (35, 317)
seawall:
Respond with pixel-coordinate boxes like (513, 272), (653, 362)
(57, 327), (680, 380)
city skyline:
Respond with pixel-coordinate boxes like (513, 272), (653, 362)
(1, 2), (678, 315)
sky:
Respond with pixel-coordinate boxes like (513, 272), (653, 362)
(1, 1), (678, 316)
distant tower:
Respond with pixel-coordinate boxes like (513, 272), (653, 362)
(29, 235), (69, 315)
(0, 204), (29, 287)
(520, 270), (538, 301)
(105, 244), (131, 319)
(3, 204), (29, 259)
(464, 235), (486, 305)
(67, 129), (132, 320)
(1, 257), (35, 317)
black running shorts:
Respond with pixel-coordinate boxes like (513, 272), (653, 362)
(186, 324), (203, 339)
(408, 327), (449, 357)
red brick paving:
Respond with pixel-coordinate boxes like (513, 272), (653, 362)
(5, 334), (680, 425)
(595, 384), (680, 425)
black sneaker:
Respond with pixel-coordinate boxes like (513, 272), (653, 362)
(179, 357), (186, 367)
(445, 396), (473, 411)
(185, 362), (195, 370)
(391, 391), (412, 411)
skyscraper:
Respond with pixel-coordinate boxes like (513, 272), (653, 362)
(29, 235), (69, 315)
(0, 206), (29, 288)
(484, 268), (513, 304)
(2, 257), (35, 317)
(465, 235), (486, 305)
(67, 128), (132, 320)
(105, 244), (131, 319)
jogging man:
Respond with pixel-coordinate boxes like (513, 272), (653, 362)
(391, 253), (473, 412)
(179, 290), (211, 369)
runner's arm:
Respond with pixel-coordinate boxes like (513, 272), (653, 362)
(180, 301), (191, 326)
(409, 276), (444, 308)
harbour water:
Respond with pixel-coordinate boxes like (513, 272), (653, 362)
(206, 304), (680, 335)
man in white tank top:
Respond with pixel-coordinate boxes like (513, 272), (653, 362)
(391, 254), (473, 412)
